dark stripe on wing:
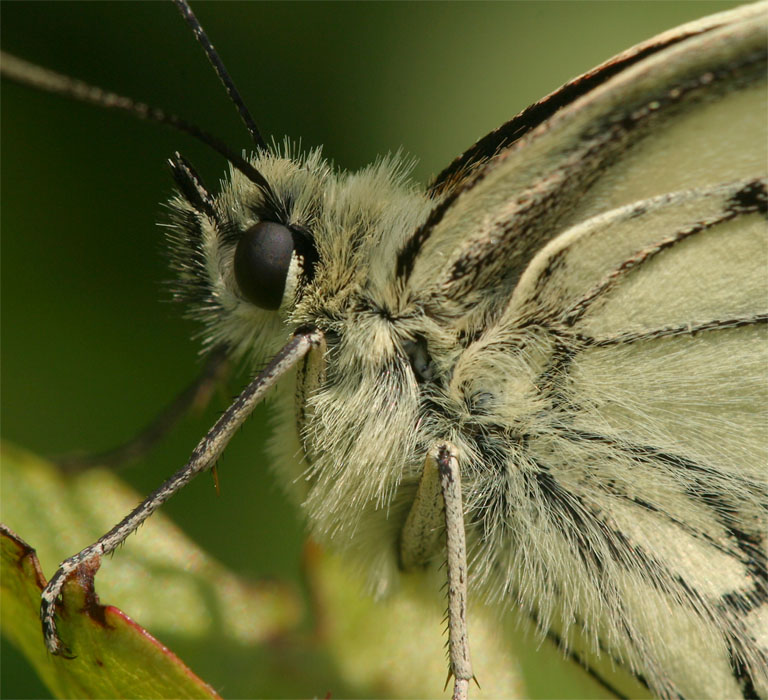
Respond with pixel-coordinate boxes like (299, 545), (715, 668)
(562, 179), (768, 327)
(726, 636), (765, 699)
(395, 48), (766, 292)
(526, 606), (642, 700)
(592, 314), (768, 348)
(555, 428), (768, 578)
(428, 22), (734, 198)
(395, 30), (768, 299)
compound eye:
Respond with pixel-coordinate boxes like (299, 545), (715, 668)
(234, 221), (294, 310)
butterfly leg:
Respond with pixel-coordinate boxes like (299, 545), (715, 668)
(400, 441), (474, 700)
(40, 330), (320, 655)
(54, 344), (230, 472)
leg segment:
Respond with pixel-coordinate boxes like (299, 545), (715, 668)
(400, 442), (474, 700)
(55, 344), (230, 472)
(41, 329), (321, 654)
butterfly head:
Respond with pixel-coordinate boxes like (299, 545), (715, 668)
(166, 144), (434, 368)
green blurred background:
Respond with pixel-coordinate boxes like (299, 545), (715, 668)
(1, 2), (740, 697)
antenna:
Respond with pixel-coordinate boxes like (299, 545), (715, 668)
(0, 51), (273, 196)
(173, 0), (266, 150)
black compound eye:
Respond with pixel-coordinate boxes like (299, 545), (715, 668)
(234, 221), (295, 310)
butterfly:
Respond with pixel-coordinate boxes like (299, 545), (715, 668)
(2, 2), (766, 698)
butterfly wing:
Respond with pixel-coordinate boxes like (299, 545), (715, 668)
(398, 2), (766, 332)
(399, 3), (767, 697)
(429, 1), (768, 200)
(496, 179), (767, 699)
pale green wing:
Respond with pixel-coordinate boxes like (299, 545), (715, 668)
(397, 1), (767, 333)
(400, 2), (767, 698)
(486, 180), (766, 697)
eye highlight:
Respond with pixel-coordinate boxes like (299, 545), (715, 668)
(233, 221), (302, 310)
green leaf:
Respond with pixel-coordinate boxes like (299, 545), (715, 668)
(0, 442), (307, 698)
(1, 441), (615, 698)
(1, 524), (220, 699)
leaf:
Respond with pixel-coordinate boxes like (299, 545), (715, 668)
(0, 442), (310, 698)
(1, 441), (607, 698)
(0, 523), (221, 699)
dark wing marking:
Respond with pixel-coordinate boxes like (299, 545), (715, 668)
(396, 8), (766, 303)
(428, 22), (721, 199)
